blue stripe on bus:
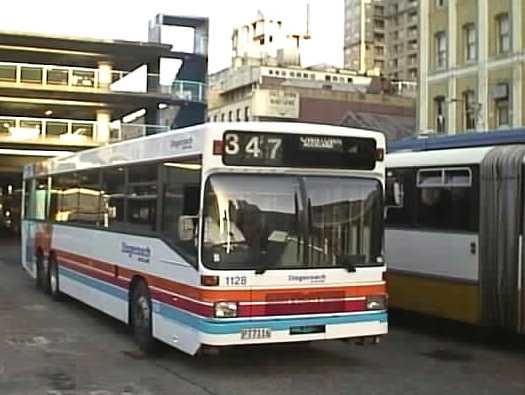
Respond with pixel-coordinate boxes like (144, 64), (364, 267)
(154, 301), (387, 335)
(59, 265), (387, 335)
(59, 265), (128, 301)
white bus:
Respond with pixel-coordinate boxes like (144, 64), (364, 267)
(22, 122), (388, 355)
(385, 131), (525, 335)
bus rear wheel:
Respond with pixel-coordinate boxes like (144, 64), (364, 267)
(131, 281), (158, 354)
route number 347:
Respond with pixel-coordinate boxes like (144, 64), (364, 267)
(224, 133), (282, 159)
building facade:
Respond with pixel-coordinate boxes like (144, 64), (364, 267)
(384, 0), (419, 81)
(344, 0), (386, 74)
(419, 0), (524, 134)
(208, 63), (416, 140)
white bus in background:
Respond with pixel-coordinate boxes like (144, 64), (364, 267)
(22, 122), (387, 355)
(385, 131), (525, 335)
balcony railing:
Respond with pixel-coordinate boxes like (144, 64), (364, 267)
(0, 116), (169, 145)
(0, 62), (207, 103)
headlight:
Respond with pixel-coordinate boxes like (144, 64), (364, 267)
(366, 295), (387, 311)
(214, 301), (238, 318)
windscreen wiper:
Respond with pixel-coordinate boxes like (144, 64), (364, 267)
(337, 255), (366, 273)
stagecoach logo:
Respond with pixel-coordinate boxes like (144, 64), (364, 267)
(121, 242), (151, 264)
(299, 136), (343, 151)
(288, 274), (326, 284)
(170, 136), (194, 151)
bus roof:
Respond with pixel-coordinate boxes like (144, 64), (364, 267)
(386, 146), (494, 168)
(24, 122), (385, 179)
(388, 128), (525, 153)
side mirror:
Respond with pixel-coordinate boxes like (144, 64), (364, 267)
(178, 215), (198, 241)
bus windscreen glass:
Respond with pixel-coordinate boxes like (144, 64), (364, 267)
(202, 174), (383, 270)
(222, 131), (377, 170)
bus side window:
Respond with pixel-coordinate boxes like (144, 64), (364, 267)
(161, 161), (201, 264)
(101, 167), (126, 230)
(27, 178), (48, 221)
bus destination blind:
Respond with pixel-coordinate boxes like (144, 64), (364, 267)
(222, 131), (377, 170)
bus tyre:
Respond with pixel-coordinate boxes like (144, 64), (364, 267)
(131, 281), (158, 354)
(48, 257), (62, 301)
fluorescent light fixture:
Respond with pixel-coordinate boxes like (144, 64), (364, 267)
(163, 162), (201, 170)
(122, 108), (146, 123)
(0, 148), (72, 157)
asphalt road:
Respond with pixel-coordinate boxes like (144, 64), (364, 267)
(0, 238), (524, 395)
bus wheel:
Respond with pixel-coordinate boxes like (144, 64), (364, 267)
(48, 257), (62, 301)
(131, 281), (158, 354)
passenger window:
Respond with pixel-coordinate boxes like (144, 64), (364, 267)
(52, 173), (79, 223)
(161, 161), (201, 264)
(101, 167), (126, 230)
(127, 164), (158, 233)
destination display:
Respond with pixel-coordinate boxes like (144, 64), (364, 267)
(222, 131), (377, 169)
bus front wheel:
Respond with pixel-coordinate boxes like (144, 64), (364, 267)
(131, 281), (158, 354)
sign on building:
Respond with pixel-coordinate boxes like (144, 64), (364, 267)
(252, 90), (300, 119)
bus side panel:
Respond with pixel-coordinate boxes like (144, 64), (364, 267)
(21, 220), (37, 277)
(386, 228), (481, 324)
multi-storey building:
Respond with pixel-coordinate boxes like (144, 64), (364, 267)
(344, 0), (386, 74)
(0, 14), (208, 232)
(384, 0), (419, 81)
(419, 0), (524, 134)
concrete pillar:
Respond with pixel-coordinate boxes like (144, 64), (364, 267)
(96, 110), (111, 143)
(448, 0), (457, 134)
(97, 62), (113, 90)
(478, 0), (489, 131)
(512, 0), (523, 127)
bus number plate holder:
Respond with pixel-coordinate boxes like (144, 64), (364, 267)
(240, 328), (272, 340)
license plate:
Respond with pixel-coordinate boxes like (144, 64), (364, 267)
(240, 328), (272, 340)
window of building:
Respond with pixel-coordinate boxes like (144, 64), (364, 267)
(228, 111), (233, 122)
(71, 122), (94, 140)
(213, 115), (218, 122)
(71, 69), (95, 88)
(463, 90), (477, 131)
(20, 120), (42, 137)
(464, 24), (477, 62)
(221, 113), (225, 122)
(497, 14), (511, 54)
(236, 108), (241, 122)
(434, 96), (446, 133)
(269, 69), (273, 75)
(492, 83), (510, 128)
(244, 106), (250, 121)
(161, 161), (201, 264)
(435, 0), (446, 8)
(325, 75), (331, 82)
(435, 31), (447, 68)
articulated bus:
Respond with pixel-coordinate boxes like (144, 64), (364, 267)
(22, 122), (387, 355)
(385, 130), (525, 335)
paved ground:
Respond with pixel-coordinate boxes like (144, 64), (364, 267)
(0, 238), (524, 395)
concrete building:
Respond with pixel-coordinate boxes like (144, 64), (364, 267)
(384, 0), (419, 81)
(0, 14), (208, 234)
(344, 0), (386, 74)
(210, 14), (415, 140)
(344, 0), (419, 80)
(419, 0), (524, 134)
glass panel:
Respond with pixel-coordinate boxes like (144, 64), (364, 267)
(71, 123), (94, 139)
(0, 65), (16, 82)
(46, 122), (68, 137)
(445, 169), (471, 186)
(76, 170), (102, 226)
(19, 120), (42, 135)
(0, 119), (15, 134)
(21, 67), (43, 84)
(202, 175), (383, 270)
(71, 69), (95, 88)
(162, 162), (202, 263)
(101, 167), (126, 230)
(29, 178), (48, 220)
(127, 164), (158, 233)
(417, 170), (443, 186)
(47, 68), (69, 86)
(51, 173), (79, 223)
